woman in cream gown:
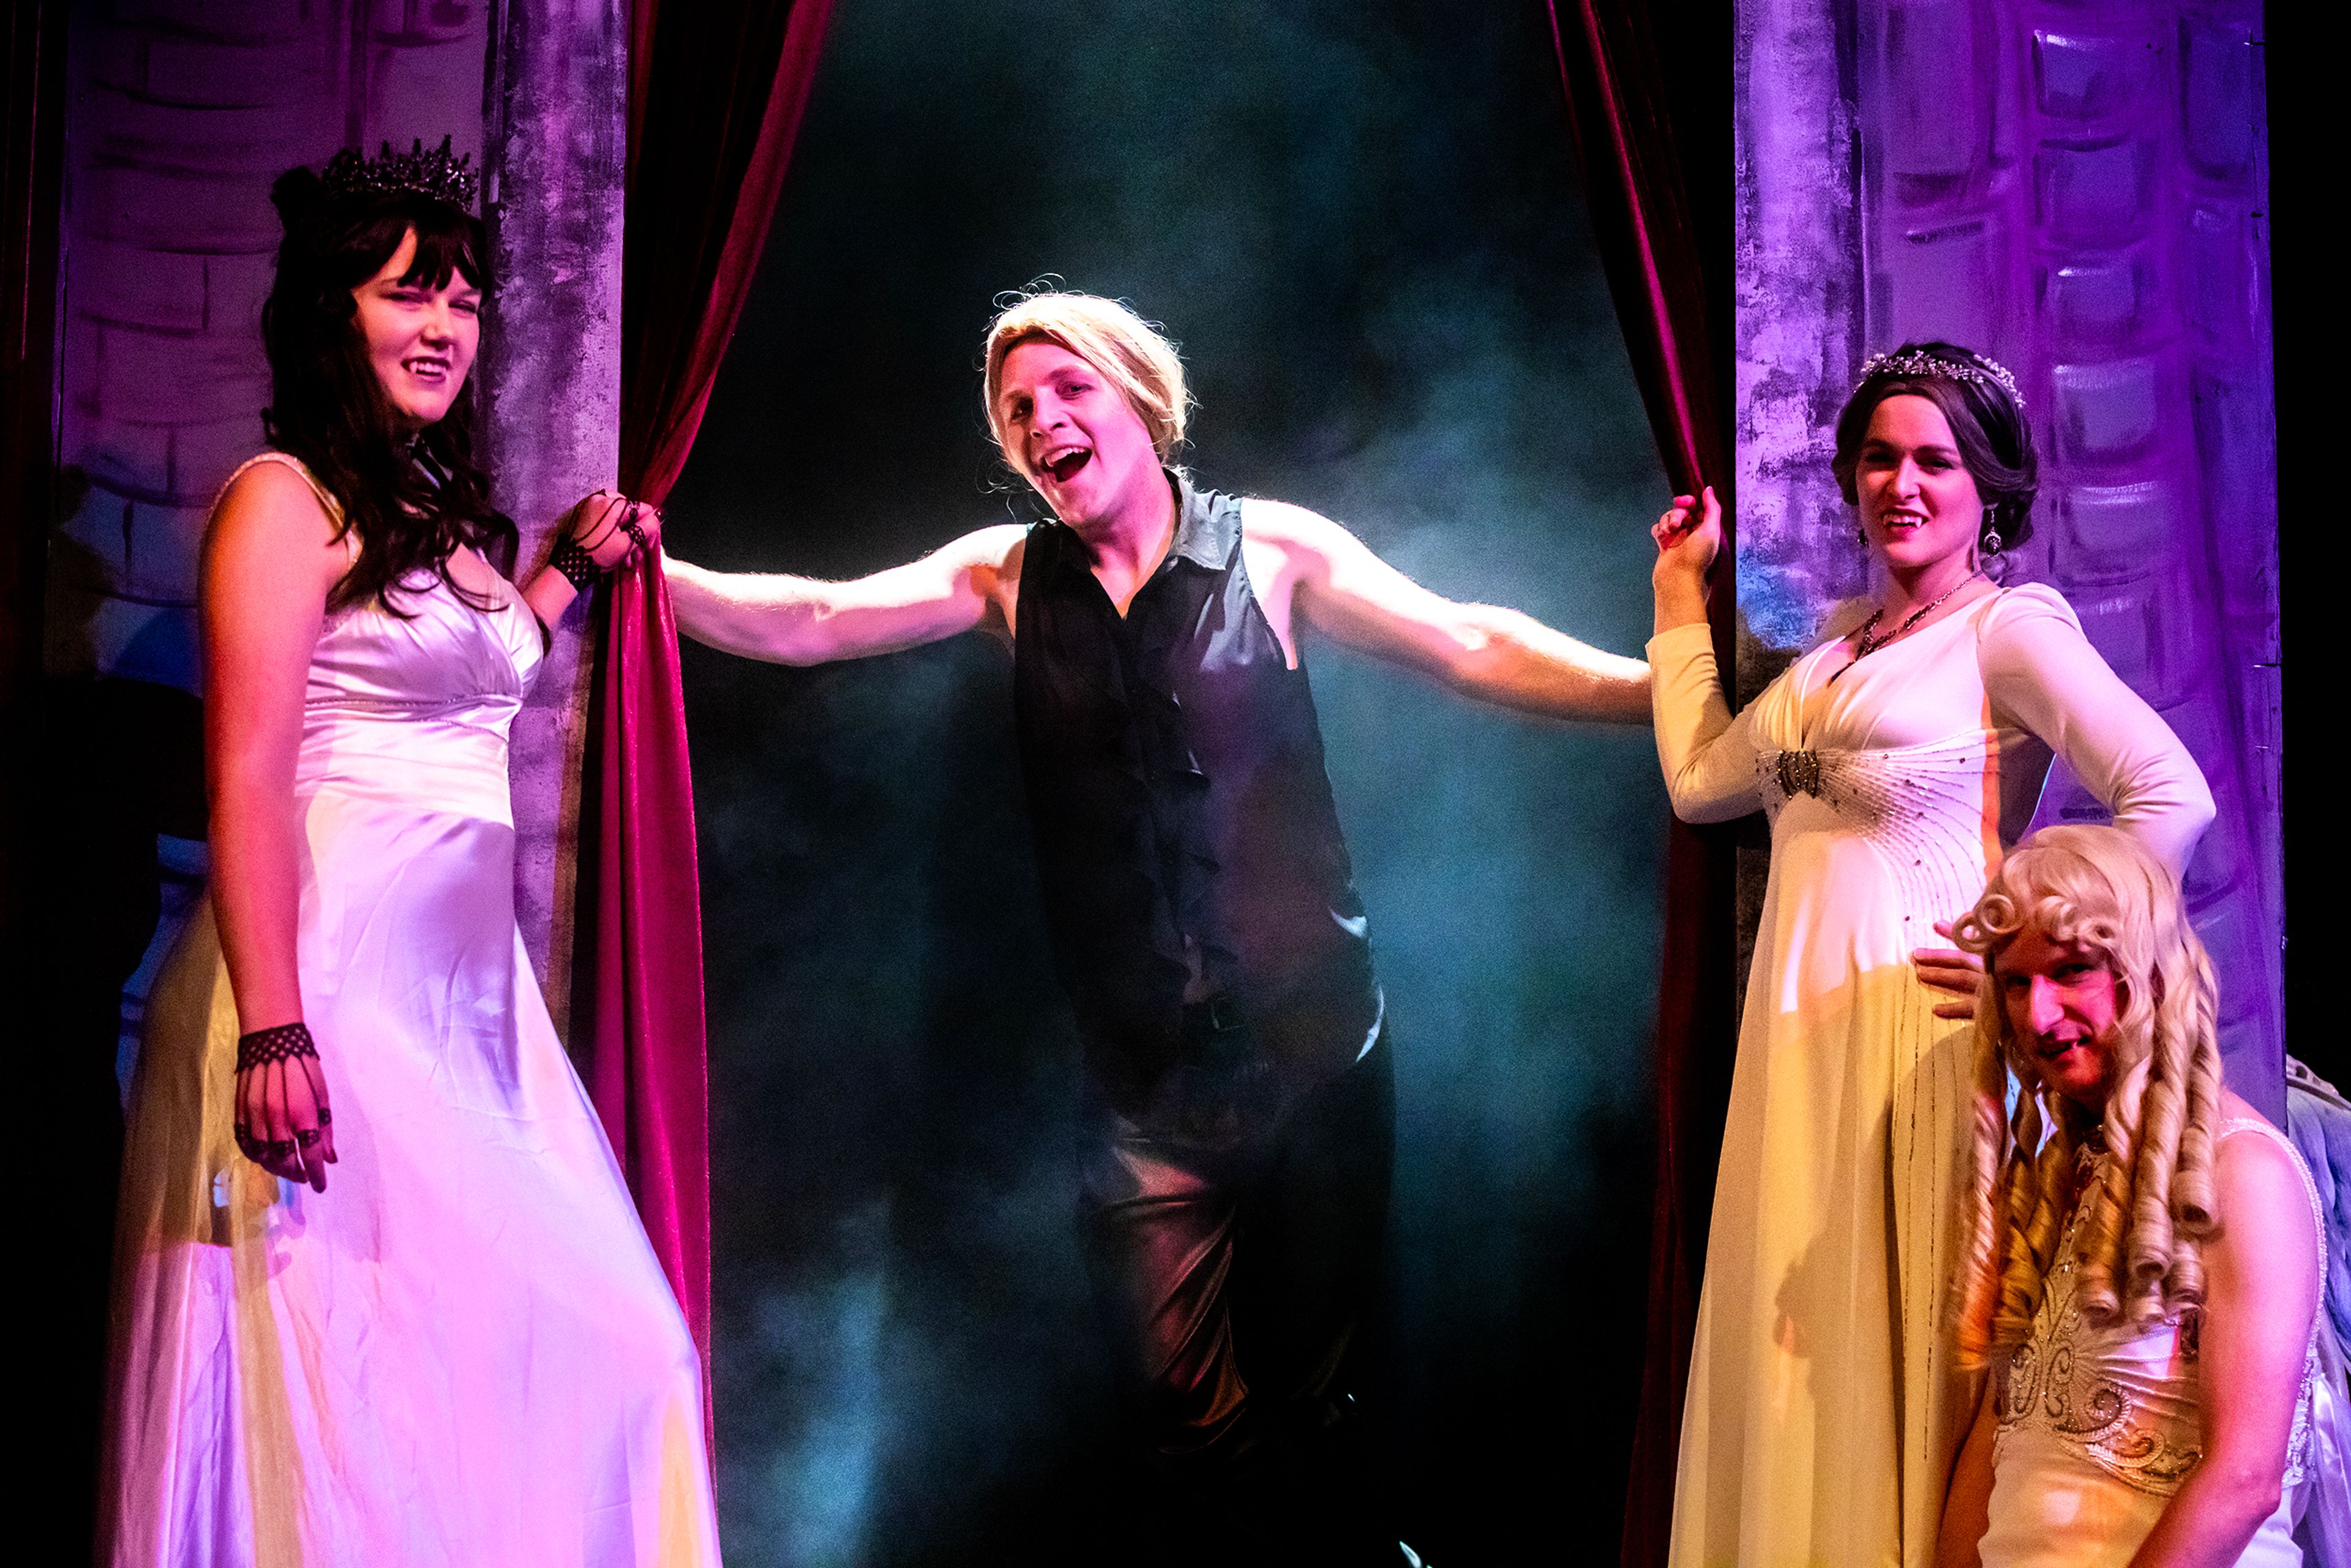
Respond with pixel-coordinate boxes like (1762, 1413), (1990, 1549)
(1645, 345), (2214, 1567)
(101, 153), (719, 1566)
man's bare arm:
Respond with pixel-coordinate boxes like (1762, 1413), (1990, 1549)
(1250, 500), (1651, 724)
(666, 524), (1026, 666)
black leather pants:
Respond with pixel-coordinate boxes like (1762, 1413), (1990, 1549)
(1078, 1033), (1396, 1561)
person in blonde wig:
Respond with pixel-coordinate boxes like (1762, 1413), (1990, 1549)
(1954, 825), (2223, 1358)
(1936, 825), (2333, 1568)
(664, 285), (1651, 1558)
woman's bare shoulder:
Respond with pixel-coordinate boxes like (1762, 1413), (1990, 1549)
(1236, 495), (1344, 550)
(211, 454), (342, 549)
(1815, 595), (1875, 643)
(947, 521), (1028, 569)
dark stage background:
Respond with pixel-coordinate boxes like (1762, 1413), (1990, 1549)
(662, 2), (1673, 1560)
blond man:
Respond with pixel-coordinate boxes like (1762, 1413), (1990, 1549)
(666, 288), (1648, 1558)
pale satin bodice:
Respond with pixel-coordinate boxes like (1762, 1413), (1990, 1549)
(225, 452), (544, 823)
(1651, 583), (2215, 883)
(298, 569), (542, 823)
(1982, 1117), (2328, 1566)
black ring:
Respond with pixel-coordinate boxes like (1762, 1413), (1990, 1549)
(294, 1128), (321, 1149)
(317, 1108), (333, 1127)
(265, 1139), (296, 1162)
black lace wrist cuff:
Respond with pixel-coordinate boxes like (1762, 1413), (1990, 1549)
(549, 537), (602, 591)
(236, 1021), (318, 1073)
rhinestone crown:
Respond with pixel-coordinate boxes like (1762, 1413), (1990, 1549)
(320, 135), (478, 212)
(1856, 348), (2025, 410)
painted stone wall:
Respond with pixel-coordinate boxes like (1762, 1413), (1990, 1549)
(50, 0), (487, 692)
(1736, 0), (2282, 1115)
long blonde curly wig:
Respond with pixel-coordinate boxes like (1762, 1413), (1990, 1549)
(1948, 825), (2224, 1369)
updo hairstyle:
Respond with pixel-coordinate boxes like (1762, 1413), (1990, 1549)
(1830, 340), (2038, 555)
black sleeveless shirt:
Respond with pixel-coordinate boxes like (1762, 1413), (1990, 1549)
(1013, 476), (1381, 1123)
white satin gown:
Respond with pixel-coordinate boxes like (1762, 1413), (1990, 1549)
(102, 452), (721, 1567)
(1649, 584), (2214, 1568)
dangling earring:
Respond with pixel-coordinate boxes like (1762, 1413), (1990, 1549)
(1981, 508), (2006, 581)
(1856, 520), (1870, 548)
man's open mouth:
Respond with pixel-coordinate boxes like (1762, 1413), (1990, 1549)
(1045, 448), (1091, 484)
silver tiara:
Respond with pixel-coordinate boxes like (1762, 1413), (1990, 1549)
(1856, 349), (2024, 410)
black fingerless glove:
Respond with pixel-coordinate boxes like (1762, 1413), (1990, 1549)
(236, 1021), (319, 1073)
(549, 537), (602, 591)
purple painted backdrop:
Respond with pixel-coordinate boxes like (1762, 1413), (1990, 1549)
(1736, 0), (2281, 1116)
(51, 2), (489, 694)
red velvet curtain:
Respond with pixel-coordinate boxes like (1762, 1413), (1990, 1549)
(572, 0), (835, 1398)
(1545, 5), (1739, 1564)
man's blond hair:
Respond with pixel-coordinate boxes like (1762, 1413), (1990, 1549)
(981, 287), (1190, 478)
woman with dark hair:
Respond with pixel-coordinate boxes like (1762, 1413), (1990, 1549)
(1644, 343), (2215, 1567)
(100, 143), (721, 1564)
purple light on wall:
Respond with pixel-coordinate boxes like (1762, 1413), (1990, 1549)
(1739, 0), (2281, 1114)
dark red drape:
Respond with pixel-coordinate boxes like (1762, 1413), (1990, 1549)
(572, 0), (834, 1402)
(4, 1), (66, 942)
(1545, 5), (1740, 1564)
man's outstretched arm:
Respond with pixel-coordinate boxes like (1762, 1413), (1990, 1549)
(665, 524), (1026, 666)
(1250, 500), (1651, 724)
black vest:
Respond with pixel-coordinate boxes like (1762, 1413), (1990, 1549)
(1013, 477), (1381, 1122)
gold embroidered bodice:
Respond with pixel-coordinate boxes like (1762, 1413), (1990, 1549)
(1994, 1117), (2324, 1498)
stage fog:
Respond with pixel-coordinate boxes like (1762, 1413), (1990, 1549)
(663, 1), (1669, 1559)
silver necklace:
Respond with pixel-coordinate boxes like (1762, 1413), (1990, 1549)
(1826, 572), (1982, 684)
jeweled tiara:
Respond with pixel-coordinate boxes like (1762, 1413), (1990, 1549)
(320, 135), (478, 212)
(1856, 349), (2024, 410)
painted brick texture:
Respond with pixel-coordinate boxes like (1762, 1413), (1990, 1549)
(49, 0), (488, 691)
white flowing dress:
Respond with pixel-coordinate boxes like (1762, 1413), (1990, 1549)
(1981, 1117), (2330, 1568)
(1650, 584), (2214, 1568)
(102, 453), (721, 1567)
